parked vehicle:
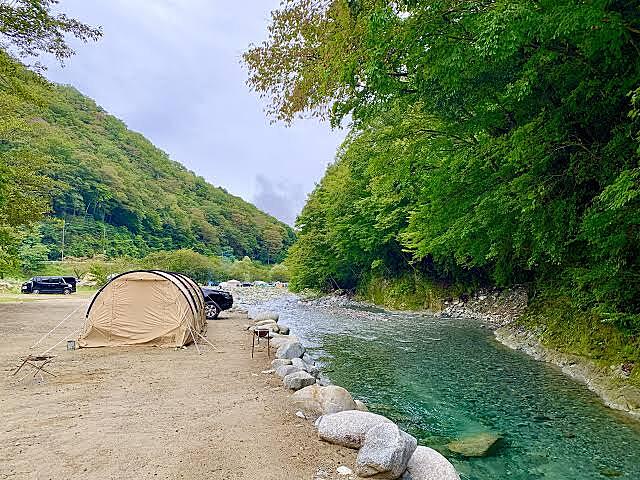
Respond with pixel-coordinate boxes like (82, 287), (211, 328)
(21, 276), (77, 295)
(200, 287), (233, 319)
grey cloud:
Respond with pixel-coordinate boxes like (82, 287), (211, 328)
(253, 175), (306, 227)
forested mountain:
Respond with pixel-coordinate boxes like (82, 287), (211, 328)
(245, 1), (640, 333)
(0, 50), (294, 271)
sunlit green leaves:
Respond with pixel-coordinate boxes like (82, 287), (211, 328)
(262, 1), (640, 325)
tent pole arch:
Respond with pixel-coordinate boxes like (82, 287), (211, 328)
(80, 270), (206, 348)
(85, 270), (199, 319)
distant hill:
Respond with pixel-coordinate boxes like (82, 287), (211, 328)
(0, 51), (294, 262)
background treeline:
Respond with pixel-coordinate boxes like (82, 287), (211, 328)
(0, 50), (295, 279)
(245, 1), (640, 334)
(24, 249), (290, 288)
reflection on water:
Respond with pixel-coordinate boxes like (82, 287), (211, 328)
(248, 296), (640, 480)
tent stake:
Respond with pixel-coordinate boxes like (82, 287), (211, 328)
(188, 326), (202, 355)
(195, 331), (218, 351)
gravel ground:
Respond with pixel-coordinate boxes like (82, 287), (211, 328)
(0, 295), (356, 480)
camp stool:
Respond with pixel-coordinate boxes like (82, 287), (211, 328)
(251, 327), (271, 358)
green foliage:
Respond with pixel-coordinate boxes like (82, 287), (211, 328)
(268, 262), (290, 282)
(18, 226), (49, 274)
(0, 0), (102, 66)
(252, 1), (640, 333)
(519, 292), (640, 385)
(357, 274), (463, 312)
(142, 249), (223, 284)
(0, 50), (295, 267)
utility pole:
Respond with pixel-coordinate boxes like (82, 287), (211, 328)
(61, 218), (66, 262)
(102, 211), (107, 256)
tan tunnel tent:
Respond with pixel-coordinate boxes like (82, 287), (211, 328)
(78, 270), (206, 348)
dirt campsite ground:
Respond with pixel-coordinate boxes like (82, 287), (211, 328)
(0, 295), (356, 479)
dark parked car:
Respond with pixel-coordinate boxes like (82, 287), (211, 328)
(200, 287), (233, 319)
(22, 276), (77, 295)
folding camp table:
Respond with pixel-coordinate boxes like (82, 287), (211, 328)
(251, 328), (271, 358)
(12, 355), (57, 379)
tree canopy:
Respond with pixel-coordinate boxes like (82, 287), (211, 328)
(246, 0), (640, 331)
(0, 0), (101, 65)
(0, 50), (295, 277)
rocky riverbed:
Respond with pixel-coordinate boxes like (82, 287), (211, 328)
(240, 300), (461, 480)
(230, 286), (640, 479)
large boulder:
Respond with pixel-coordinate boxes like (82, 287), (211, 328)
(447, 432), (501, 457)
(271, 358), (292, 369)
(254, 311), (279, 322)
(270, 334), (300, 349)
(401, 447), (460, 480)
(290, 385), (358, 420)
(254, 319), (279, 327)
(276, 341), (305, 359)
(356, 423), (417, 479)
(283, 371), (316, 390)
(317, 410), (393, 449)
(279, 325), (290, 335)
(249, 323), (279, 333)
(276, 365), (301, 378)
(291, 358), (307, 370)
(355, 400), (369, 412)
(305, 362), (321, 377)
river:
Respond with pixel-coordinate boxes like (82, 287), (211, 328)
(241, 293), (640, 480)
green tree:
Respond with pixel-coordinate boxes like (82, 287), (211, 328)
(18, 226), (49, 273)
(0, 0), (101, 66)
(249, 0), (640, 330)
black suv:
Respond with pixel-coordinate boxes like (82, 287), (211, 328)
(200, 287), (233, 319)
(22, 276), (77, 295)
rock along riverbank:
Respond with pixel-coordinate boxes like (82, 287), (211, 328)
(298, 285), (640, 421)
(234, 287), (462, 479)
(437, 286), (640, 421)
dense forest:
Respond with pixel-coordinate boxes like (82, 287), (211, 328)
(245, 1), (640, 336)
(0, 50), (294, 277)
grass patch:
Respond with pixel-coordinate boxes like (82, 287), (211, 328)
(519, 295), (640, 386)
(357, 274), (464, 311)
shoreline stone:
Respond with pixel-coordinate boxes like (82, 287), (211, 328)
(317, 410), (393, 449)
(356, 422), (417, 479)
(276, 364), (301, 378)
(290, 384), (358, 420)
(401, 446), (460, 480)
(495, 326), (640, 420)
(283, 370), (316, 390)
(276, 341), (305, 359)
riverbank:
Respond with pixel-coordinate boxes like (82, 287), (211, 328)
(245, 288), (640, 479)
(0, 297), (357, 479)
(495, 325), (640, 420)
(353, 278), (640, 421)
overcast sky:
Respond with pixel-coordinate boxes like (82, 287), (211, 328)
(43, 0), (344, 226)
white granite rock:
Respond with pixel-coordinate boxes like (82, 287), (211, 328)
(401, 446), (460, 480)
(356, 422), (417, 479)
(317, 410), (393, 449)
(276, 364), (301, 378)
(283, 371), (316, 390)
(276, 341), (305, 359)
(290, 385), (358, 420)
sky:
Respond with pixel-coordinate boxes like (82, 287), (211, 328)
(43, 0), (345, 226)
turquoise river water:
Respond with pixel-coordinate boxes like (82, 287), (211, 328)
(248, 295), (640, 480)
